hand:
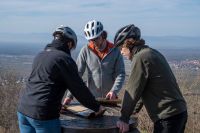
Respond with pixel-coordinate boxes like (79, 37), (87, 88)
(117, 120), (129, 133)
(132, 112), (138, 117)
(94, 105), (106, 117)
(106, 91), (117, 100)
(62, 98), (72, 105)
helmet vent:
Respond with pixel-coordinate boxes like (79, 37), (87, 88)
(68, 31), (72, 35)
(87, 31), (91, 37)
(84, 32), (87, 36)
(92, 30), (94, 36)
(118, 36), (123, 41)
(59, 27), (63, 30)
(124, 27), (130, 32)
(92, 22), (94, 27)
(96, 27), (99, 34)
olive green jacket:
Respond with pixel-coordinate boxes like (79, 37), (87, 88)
(120, 45), (187, 123)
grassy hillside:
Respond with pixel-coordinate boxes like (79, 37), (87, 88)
(0, 67), (200, 133)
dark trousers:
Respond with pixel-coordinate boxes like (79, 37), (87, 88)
(153, 111), (187, 133)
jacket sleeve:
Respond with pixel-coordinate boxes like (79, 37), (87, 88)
(66, 48), (87, 99)
(76, 47), (87, 77)
(58, 57), (100, 112)
(133, 98), (143, 114)
(111, 50), (125, 94)
(119, 57), (149, 123)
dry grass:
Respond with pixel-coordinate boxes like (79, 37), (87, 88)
(0, 70), (22, 133)
(0, 68), (199, 133)
(178, 70), (200, 133)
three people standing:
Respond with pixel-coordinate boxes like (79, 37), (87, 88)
(17, 20), (187, 133)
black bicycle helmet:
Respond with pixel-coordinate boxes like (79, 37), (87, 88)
(114, 24), (141, 47)
(53, 25), (77, 48)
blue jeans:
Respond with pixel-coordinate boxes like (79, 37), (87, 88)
(17, 112), (61, 133)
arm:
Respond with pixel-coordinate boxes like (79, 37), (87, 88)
(120, 57), (149, 123)
(76, 47), (87, 77)
(59, 57), (99, 112)
(133, 98), (143, 114)
(65, 48), (87, 101)
(110, 50), (125, 94)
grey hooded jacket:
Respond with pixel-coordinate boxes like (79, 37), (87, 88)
(67, 42), (125, 98)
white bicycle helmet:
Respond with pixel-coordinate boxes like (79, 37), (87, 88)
(53, 25), (77, 47)
(114, 24), (141, 47)
(84, 20), (104, 40)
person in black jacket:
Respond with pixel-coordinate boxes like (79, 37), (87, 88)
(17, 25), (105, 133)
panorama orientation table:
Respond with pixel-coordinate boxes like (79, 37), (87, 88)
(60, 102), (140, 133)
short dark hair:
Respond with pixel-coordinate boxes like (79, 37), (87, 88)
(122, 39), (145, 52)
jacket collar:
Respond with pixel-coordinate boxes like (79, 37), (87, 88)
(132, 45), (149, 56)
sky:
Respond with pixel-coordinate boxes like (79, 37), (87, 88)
(0, 0), (200, 43)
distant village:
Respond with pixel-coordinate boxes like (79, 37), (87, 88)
(124, 58), (200, 75)
(169, 59), (200, 71)
(0, 54), (200, 86)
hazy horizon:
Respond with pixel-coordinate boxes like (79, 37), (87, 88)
(0, 0), (200, 42)
(0, 35), (199, 49)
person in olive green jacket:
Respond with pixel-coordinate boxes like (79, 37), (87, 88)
(114, 24), (187, 133)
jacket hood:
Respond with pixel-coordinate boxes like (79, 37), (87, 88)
(45, 39), (71, 55)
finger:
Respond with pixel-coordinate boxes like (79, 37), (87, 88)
(118, 125), (122, 133)
(118, 123), (123, 133)
(105, 93), (110, 99)
(63, 98), (69, 104)
(106, 92), (110, 97)
(122, 125), (126, 133)
(63, 100), (68, 105)
(110, 94), (117, 100)
(122, 124), (129, 133)
(117, 121), (121, 128)
(111, 94), (116, 99)
(116, 122), (120, 131)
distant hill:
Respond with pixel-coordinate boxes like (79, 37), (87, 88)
(144, 36), (200, 49)
(0, 35), (87, 56)
(0, 34), (200, 60)
(0, 32), (199, 48)
(0, 34), (200, 77)
(0, 42), (45, 55)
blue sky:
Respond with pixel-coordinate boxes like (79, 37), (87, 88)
(0, 0), (200, 42)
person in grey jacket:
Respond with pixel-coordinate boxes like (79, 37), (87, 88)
(63, 20), (125, 105)
(114, 24), (187, 133)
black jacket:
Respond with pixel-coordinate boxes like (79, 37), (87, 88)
(18, 39), (100, 120)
